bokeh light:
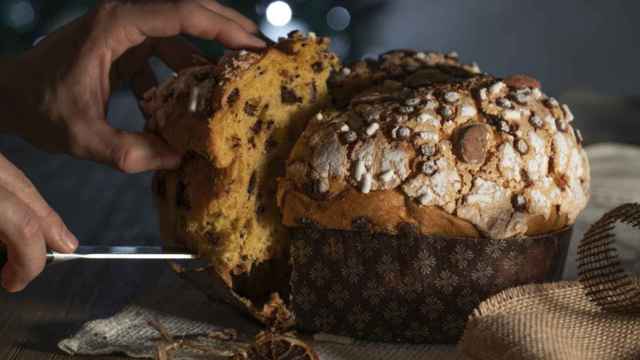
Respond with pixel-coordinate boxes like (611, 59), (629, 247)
(260, 18), (309, 41)
(266, 1), (292, 27)
(7, 0), (35, 31)
(326, 6), (350, 31)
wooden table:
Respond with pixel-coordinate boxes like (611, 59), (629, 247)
(0, 260), (174, 359)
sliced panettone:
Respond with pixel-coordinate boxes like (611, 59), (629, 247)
(143, 31), (339, 324)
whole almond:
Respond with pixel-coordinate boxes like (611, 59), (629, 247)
(503, 74), (541, 89)
(454, 124), (491, 165)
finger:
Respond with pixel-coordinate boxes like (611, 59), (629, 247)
(101, 1), (266, 61)
(196, 0), (259, 33)
(152, 37), (207, 72)
(0, 187), (47, 292)
(83, 123), (182, 173)
(0, 155), (78, 254)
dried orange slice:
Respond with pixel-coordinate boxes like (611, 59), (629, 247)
(233, 331), (318, 360)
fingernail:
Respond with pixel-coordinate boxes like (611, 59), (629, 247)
(62, 228), (79, 252)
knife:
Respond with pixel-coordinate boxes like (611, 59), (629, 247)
(0, 246), (197, 267)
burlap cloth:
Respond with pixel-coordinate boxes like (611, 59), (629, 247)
(58, 143), (640, 359)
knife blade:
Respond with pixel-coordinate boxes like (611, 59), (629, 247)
(0, 246), (197, 267)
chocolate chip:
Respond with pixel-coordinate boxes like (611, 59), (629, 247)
(555, 117), (568, 132)
(503, 74), (541, 89)
(244, 100), (260, 116)
(421, 160), (438, 175)
(529, 114), (544, 129)
(454, 123), (491, 165)
(489, 116), (511, 133)
(247, 171), (257, 196)
(419, 143), (437, 157)
(311, 61), (324, 73)
(250, 119), (263, 134)
(512, 194), (528, 212)
(515, 138), (529, 155)
(281, 86), (302, 104)
(227, 88), (240, 105)
(265, 136), (278, 153)
(229, 135), (242, 150)
(204, 231), (220, 245)
(176, 180), (191, 210)
(341, 130), (358, 144)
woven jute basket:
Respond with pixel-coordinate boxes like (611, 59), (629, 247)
(459, 203), (640, 360)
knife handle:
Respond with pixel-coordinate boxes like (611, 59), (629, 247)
(0, 247), (55, 269)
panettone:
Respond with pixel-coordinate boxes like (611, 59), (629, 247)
(146, 38), (590, 343)
(277, 49), (589, 342)
(278, 49), (590, 239)
(143, 31), (338, 324)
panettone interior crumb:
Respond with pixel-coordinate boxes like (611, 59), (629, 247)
(150, 34), (338, 304)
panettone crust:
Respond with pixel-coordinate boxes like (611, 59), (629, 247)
(145, 31), (339, 304)
(278, 50), (590, 239)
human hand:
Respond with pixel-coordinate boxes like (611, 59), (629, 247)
(0, 0), (265, 292)
(0, 154), (79, 292)
(1, 0), (265, 173)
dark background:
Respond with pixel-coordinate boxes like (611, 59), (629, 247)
(0, 0), (639, 322)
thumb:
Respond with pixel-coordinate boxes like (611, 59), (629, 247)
(84, 124), (182, 173)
